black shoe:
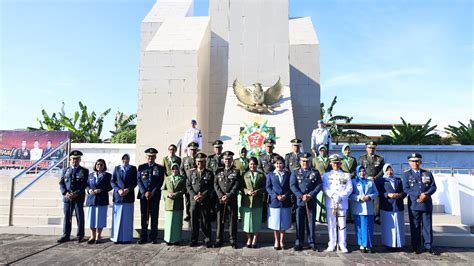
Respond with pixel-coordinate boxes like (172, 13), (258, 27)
(214, 242), (222, 248)
(274, 245), (281, 250)
(77, 237), (84, 243)
(152, 239), (159, 244)
(189, 241), (198, 247)
(184, 216), (191, 222)
(428, 249), (440, 256)
(166, 242), (172, 246)
(57, 237), (70, 243)
(366, 248), (373, 253)
(137, 239), (147, 244)
(251, 244), (257, 249)
(415, 248), (424, 254)
(311, 246), (318, 252)
(174, 242), (180, 246)
(294, 245), (303, 251)
(87, 238), (95, 244)
(247, 244), (252, 248)
(231, 242), (238, 249)
(205, 242), (212, 248)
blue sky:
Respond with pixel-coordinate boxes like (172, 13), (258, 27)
(1, 0), (473, 138)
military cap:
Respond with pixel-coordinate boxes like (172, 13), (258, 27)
(168, 144), (177, 150)
(171, 163), (180, 169)
(191, 119), (197, 124)
(329, 154), (342, 163)
(290, 138), (302, 146)
(145, 148), (158, 156)
(69, 150), (83, 158)
(408, 152), (422, 161)
(299, 152), (312, 161)
(265, 139), (276, 147)
(317, 119), (324, 124)
(222, 151), (235, 159)
(318, 144), (328, 151)
(195, 152), (207, 161)
(366, 141), (377, 148)
(187, 142), (199, 149)
(240, 147), (248, 153)
(212, 140), (223, 147)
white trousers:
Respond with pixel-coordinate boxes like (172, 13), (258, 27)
(327, 208), (347, 249)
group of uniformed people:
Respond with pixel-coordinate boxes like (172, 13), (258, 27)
(57, 136), (439, 255)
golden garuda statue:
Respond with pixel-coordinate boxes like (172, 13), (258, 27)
(232, 77), (283, 113)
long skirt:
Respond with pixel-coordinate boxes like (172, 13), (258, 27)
(110, 203), (134, 242)
(354, 215), (374, 248)
(268, 207), (291, 231)
(241, 207), (262, 233)
(380, 210), (405, 248)
(86, 205), (108, 229)
(164, 210), (183, 243)
(316, 191), (327, 223)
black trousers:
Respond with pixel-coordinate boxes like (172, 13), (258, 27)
(185, 192), (191, 217)
(408, 208), (433, 250)
(140, 197), (160, 240)
(190, 203), (212, 243)
(62, 197), (85, 239)
(295, 205), (317, 247)
(216, 201), (238, 244)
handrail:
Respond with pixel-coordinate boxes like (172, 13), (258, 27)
(14, 155), (67, 198)
(11, 139), (70, 180)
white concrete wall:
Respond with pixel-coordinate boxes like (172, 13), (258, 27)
(289, 17), (320, 152)
(227, 0), (289, 86)
(137, 16), (211, 164)
(71, 143), (136, 170)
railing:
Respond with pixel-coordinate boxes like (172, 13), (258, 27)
(8, 139), (70, 226)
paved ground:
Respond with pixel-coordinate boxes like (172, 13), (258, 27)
(1, 234), (473, 265)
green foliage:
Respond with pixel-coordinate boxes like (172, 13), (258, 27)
(445, 120), (474, 145)
(29, 102), (111, 143)
(110, 112), (137, 135)
(237, 120), (276, 157)
(110, 127), (136, 144)
(382, 117), (442, 145)
(320, 96), (367, 144)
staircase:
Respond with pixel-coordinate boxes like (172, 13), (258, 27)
(1, 172), (473, 247)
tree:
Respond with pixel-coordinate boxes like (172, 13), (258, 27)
(29, 102), (111, 143)
(109, 111), (137, 143)
(445, 120), (474, 145)
(320, 96), (367, 144)
(381, 117), (442, 145)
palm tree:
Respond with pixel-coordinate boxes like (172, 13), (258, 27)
(445, 120), (474, 145)
(381, 117), (442, 145)
(320, 96), (367, 144)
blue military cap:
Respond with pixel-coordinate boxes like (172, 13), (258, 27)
(195, 152), (207, 161)
(212, 140), (223, 147)
(144, 148), (158, 156)
(191, 119), (197, 124)
(299, 152), (312, 161)
(290, 138), (302, 146)
(265, 139), (276, 147)
(317, 119), (324, 124)
(187, 142), (199, 149)
(318, 144), (327, 151)
(408, 152), (422, 161)
(223, 151), (235, 159)
(69, 150), (83, 158)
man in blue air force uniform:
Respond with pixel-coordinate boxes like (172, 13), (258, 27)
(137, 148), (165, 244)
(58, 150), (89, 243)
(401, 153), (439, 256)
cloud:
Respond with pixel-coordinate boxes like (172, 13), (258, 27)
(323, 67), (428, 89)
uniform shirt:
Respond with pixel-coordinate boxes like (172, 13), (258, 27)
(322, 169), (353, 210)
(285, 152), (302, 172)
(214, 166), (240, 201)
(358, 154), (385, 179)
(163, 155), (182, 176)
(137, 163), (165, 200)
(30, 148), (43, 161)
(310, 128), (332, 150)
(180, 156), (196, 178)
(206, 153), (223, 174)
(258, 152), (280, 174)
(182, 127), (202, 150)
(290, 167), (322, 207)
(59, 166), (89, 201)
(401, 168), (437, 212)
(14, 148), (30, 160)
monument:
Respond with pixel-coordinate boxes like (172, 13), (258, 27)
(137, 0), (320, 163)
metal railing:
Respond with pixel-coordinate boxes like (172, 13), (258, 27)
(8, 139), (70, 226)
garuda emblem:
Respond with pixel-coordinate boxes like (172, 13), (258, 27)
(233, 77), (283, 113)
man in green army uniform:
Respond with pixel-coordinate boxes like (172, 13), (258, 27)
(233, 147), (249, 221)
(312, 145), (330, 223)
(207, 140), (224, 221)
(187, 153), (214, 248)
(358, 141), (385, 223)
(285, 138), (303, 172)
(340, 144), (356, 178)
(258, 139), (280, 222)
(163, 144), (182, 177)
(180, 142), (198, 221)
(214, 151), (241, 249)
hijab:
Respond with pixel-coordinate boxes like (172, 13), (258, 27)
(355, 165), (368, 188)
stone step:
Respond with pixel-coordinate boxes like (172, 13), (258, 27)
(0, 225), (472, 248)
